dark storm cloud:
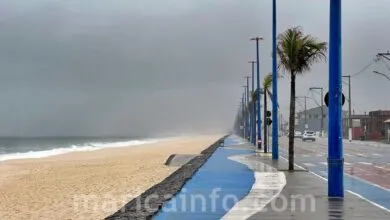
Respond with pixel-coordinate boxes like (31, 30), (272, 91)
(0, 0), (389, 136)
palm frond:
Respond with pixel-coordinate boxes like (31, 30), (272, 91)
(262, 73), (273, 89)
(277, 26), (327, 75)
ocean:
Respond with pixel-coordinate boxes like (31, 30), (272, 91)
(0, 137), (159, 162)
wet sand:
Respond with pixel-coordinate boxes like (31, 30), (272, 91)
(0, 135), (222, 220)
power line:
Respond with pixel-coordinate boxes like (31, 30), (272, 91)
(373, 71), (390, 81)
(351, 60), (374, 77)
(380, 59), (390, 71)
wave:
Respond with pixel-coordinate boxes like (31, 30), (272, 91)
(0, 139), (160, 162)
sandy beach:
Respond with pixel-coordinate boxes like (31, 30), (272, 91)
(0, 135), (222, 220)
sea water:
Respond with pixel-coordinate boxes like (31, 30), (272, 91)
(0, 137), (159, 162)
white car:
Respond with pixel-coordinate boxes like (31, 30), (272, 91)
(294, 131), (302, 138)
(302, 131), (316, 142)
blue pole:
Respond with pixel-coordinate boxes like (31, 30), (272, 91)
(246, 77), (250, 140)
(242, 94), (245, 138)
(272, 0), (279, 159)
(251, 62), (256, 145)
(328, 0), (344, 198)
(256, 39), (262, 149)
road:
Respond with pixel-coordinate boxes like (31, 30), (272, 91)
(278, 137), (390, 211)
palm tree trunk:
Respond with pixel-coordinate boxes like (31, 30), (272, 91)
(263, 90), (268, 153)
(288, 73), (296, 171)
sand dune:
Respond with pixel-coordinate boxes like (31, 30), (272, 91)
(0, 135), (222, 220)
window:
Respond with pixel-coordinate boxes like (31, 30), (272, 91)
(314, 114), (319, 119)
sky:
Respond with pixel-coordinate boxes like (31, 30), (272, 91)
(0, 0), (389, 137)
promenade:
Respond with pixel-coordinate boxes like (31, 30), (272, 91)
(152, 135), (390, 219)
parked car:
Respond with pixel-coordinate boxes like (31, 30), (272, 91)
(302, 130), (316, 142)
(294, 131), (302, 138)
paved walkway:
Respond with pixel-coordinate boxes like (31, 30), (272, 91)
(153, 135), (255, 219)
(277, 137), (390, 210)
(153, 135), (390, 219)
(248, 156), (390, 220)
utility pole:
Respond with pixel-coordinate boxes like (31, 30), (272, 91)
(241, 94), (245, 137)
(242, 86), (248, 139)
(249, 61), (257, 145)
(309, 87), (324, 137)
(343, 75), (352, 141)
(296, 96), (308, 128)
(245, 76), (251, 140)
(250, 37), (264, 149)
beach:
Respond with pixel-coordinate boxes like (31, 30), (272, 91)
(0, 135), (222, 220)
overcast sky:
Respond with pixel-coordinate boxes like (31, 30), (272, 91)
(0, 0), (389, 137)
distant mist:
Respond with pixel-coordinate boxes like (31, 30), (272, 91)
(0, 0), (389, 137)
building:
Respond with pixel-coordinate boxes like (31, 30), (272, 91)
(295, 106), (328, 133)
(343, 110), (390, 140)
(385, 119), (390, 142)
(342, 114), (370, 140)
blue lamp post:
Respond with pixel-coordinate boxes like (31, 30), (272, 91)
(249, 61), (257, 145)
(328, 0), (344, 198)
(250, 37), (263, 149)
(272, 0), (279, 159)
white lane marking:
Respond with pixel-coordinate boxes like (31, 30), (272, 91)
(372, 153), (382, 157)
(344, 173), (390, 192)
(345, 153), (352, 157)
(347, 190), (390, 213)
(375, 166), (390, 171)
(344, 162), (351, 166)
(279, 156), (307, 171)
(280, 156), (328, 181)
(303, 163), (316, 167)
(320, 162), (327, 166)
(357, 153), (366, 157)
(358, 162), (372, 165)
(223, 155), (286, 220)
(280, 156), (390, 213)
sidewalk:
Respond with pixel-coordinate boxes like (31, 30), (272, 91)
(152, 135), (389, 219)
(247, 155), (390, 220)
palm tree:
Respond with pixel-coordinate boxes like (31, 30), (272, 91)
(277, 27), (327, 171)
(262, 74), (272, 153)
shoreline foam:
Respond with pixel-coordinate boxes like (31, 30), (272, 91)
(0, 139), (161, 162)
(0, 135), (222, 220)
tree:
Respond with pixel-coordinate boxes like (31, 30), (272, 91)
(262, 73), (272, 153)
(277, 27), (327, 171)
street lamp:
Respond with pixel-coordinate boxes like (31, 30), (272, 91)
(309, 87), (324, 137)
(271, 0), (279, 160)
(249, 61), (257, 145)
(245, 77), (251, 141)
(373, 71), (390, 81)
(242, 86), (248, 139)
(328, 0), (343, 198)
(342, 75), (353, 141)
(250, 37), (264, 149)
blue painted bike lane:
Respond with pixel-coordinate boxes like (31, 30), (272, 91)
(153, 136), (255, 220)
(279, 148), (390, 210)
